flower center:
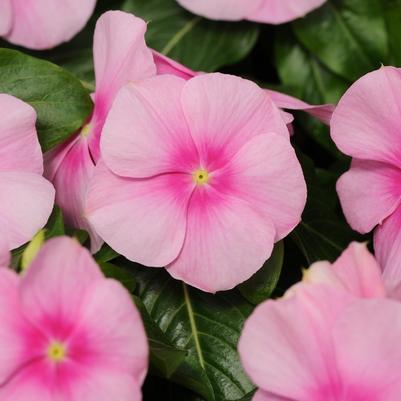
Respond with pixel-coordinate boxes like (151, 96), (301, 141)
(193, 169), (209, 185)
(81, 123), (92, 138)
(47, 341), (67, 363)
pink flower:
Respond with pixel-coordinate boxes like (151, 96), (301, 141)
(0, 94), (54, 251)
(0, 0), (96, 50)
(175, 0), (327, 24)
(44, 11), (156, 252)
(331, 66), (401, 278)
(86, 73), (307, 293)
(0, 236), (148, 401)
(239, 242), (401, 401)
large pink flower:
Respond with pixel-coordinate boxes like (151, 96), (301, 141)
(86, 73), (307, 293)
(176, 0), (327, 24)
(0, 94), (54, 251)
(45, 11), (156, 252)
(0, 0), (97, 50)
(331, 66), (401, 275)
(239, 242), (401, 401)
(0, 236), (148, 401)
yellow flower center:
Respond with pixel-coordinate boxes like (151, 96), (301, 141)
(193, 169), (209, 185)
(81, 123), (92, 138)
(47, 341), (67, 363)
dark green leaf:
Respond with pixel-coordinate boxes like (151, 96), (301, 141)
(45, 206), (65, 239)
(122, 0), (259, 71)
(95, 244), (120, 263)
(0, 48), (93, 151)
(383, 0), (401, 65)
(99, 262), (137, 292)
(239, 241), (284, 304)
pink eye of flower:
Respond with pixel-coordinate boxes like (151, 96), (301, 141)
(193, 169), (209, 185)
(46, 341), (67, 363)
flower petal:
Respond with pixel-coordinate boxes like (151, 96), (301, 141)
(0, 238), (10, 267)
(0, 172), (54, 250)
(181, 73), (289, 170)
(101, 75), (198, 178)
(89, 11), (156, 161)
(0, 94), (42, 174)
(86, 161), (192, 266)
(337, 159), (401, 233)
(331, 66), (401, 167)
(0, 0), (12, 36)
(253, 391), (293, 401)
(4, 0), (96, 50)
(152, 50), (197, 80)
(215, 133), (306, 240)
(167, 187), (276, 292)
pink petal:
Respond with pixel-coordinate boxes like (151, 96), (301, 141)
(181, 73), (289, 170)
(167, 187), (276, 292)
(238, 284), (352, 400)
(0, 0), (12, 36)
(176, 0), (263, 21)
(247, 0), (327, 24)
(44, 135), (102, 253)
(374, 206), (401, 300)
(4, 0), (96, 50)
(331, 66), (401, 167)
(71, 280), (148, 383)
(152, 50), (197, 80)
(253, 391), (293, 401)
(101, 75), (199, 178)
(0, 238), (10, 267)
(86, 161), (192, 267)
(89, 11), (157, 161)
(19, 236), (103, 335)
(266, 89), (334, 125)
(333, 299), (401, 400)
(215, 133), (306, 240)
(0, 94), (43, 174)
(337, 159), (401, 233)
(0, 172), (55, 250)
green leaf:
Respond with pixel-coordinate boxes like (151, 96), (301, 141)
(383, 0), (401, 65)
(45, 206), (65, 239)
(99, 262), (137, 293)
(130, 265), (254, 401)
(122, 0), (259, 71)
(0, 48), (93, 151)
(293, 0), (388, 81)
(239, 241), (284, 305)
(95, 244), (120, 263)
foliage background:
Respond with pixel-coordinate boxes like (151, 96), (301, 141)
(2, 0), (399, 399)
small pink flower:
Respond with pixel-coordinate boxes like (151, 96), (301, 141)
(0, 94), (55, 250)
(0, 236), (148, 401)
(239, 242), (401, 401)
(45, 11), (156, 252)
(86, 73), (307, 293)
(331, 66), (401, 280)
(175, 0), (327, 24)
(0, 0), (97, 50)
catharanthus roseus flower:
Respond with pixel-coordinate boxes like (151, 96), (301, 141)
(239, 242), (401, 401)
(331, 66), (401, 276)
(0, 236), (148, 401)
(0, 94), (54, 250)
(0, 0), (97, 50)
(44, 11), (156, 252)
(86, 73), (307, 293)
(176, 0), (327, 24)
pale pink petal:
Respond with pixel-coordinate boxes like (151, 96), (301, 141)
(0, 238), (10, 267)
(86, 161), (192, 267)
(176, 0), (263, 21)
(167, 187), (276, 292)
(19, 236), (103, 335)
(0, 94), (42, 174)
(0, 172), (55, 250)
(331, 66), (401, 167)
(374, 206), (401, 300)
(0, 0), (12, 36)
(44, 135), (103, 253)
(247, 0), (327, 24)
(266, 89), (334, 125)
(72, 280), (148, 383)
(333, 299), (401, 401)
(4, 0), (96, 50)
(101, 76), (198, 178)
(89, 11), (157, 161)
(152, 50), (197, 80)
(337, 159), (401, 233)
(239, 285), (352, 400)
(214, 133), (306, 240)
(181, 73), (289, 170)
(253, 391), (293, 401)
